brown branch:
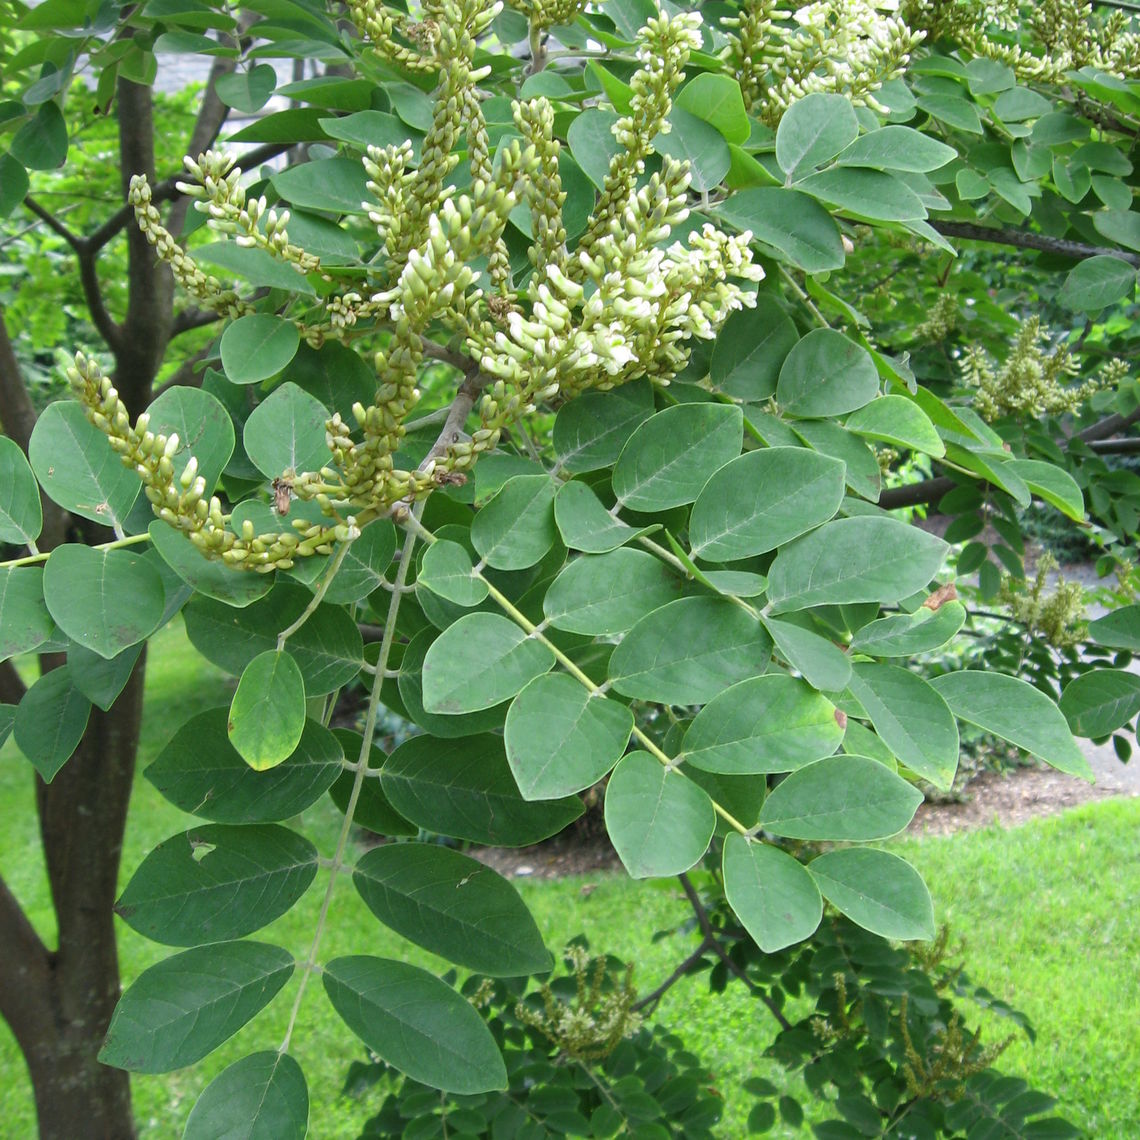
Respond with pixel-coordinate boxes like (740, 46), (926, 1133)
(879, 403), (1140, 510)
(0, 308), (38, 454)
(677, 872), (793, 1032)
(0, 873), (52, 1065)
(23, 199), (123, 352)
(116, 77), (173, 406)
(170, 307), (223, 337)
(929, 220), (1140, 267)
(0, 659), (25, 706)
(1074, 402), (1140, 444)
(632, 934), (715, 1014)
(152, 345), (212, 398)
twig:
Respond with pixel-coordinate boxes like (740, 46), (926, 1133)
(677, 873), (793, 1032)
(929, 220), (1140, 267)
(632, 934), (715, 1014)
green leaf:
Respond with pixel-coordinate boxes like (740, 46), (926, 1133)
(1060, 669), (1140, 737)
(682, 674), (843, 774)
(323, 956), (506, 1093)
(760, 754), (922, 839)
(28, 401), (141, 529)
(723, 835), (822, 952)
(42, 544), (164, 659)
(845, 396), (945, 457)
(767, 518), (948, 612)
(543, 548), (684, 635)
(353, 844), (552, 976)
(381, 733), (582, 845)
(850, 601), (966, 656)
(318, 110), (423, 158)
(421, 612), (555, 714)
(775, 93), (858, 179)
(114, 823), (319, 945)
(1057, 255), (1137, 313)
(270, 157), (370, 214)
(0, 154), (30, 218)
(147, 708), (343, 823)
(1088, 603), (1140, 649)
(613, 404), (743, 511)
(0, 436), (42, 545)
(99, 942), (293, 1073)
(419, 539), (489, 606)
(214, 63), (277, 112)
(776, 329), (880, 418)
(609, 597), (773, 705)
(709, 299), (800, 401)
(655, 106), (730, 193)
(184, 583), (363, 695)
(552, 380), (654, 473)
(505, 673), (633, 799)
(763, 616), (853, 692)
(794, 420), (881, 502)
(144, 385), (236, 493)
(553, 480), (656, 553)
(69, 643), (142, 711)
(0, 705), (12, 750)
(328, 729), (417, 836)
(228, 650), (307, 771)
(809, 849), (935, 940)
(835, 126), (956, 173)
(797, 168), (927, 221)
(674, 73), (750, 143)
(184, 1052), (308, 1140)
(1092, 208), (1140, 253)
(470, 475), (558, 570)
(323, 520), (396, 604)
(243, 381), (330, 480)
(566, 107), (622, 190)
(712, 187), (845, 273)
(847, 663), (960, 789)
(13, 665), (91, 782)
(148, 522), (274, 608)
(931, 671), (1093, 779)
(11, 101), (67, 169)
(604, 752), (715, 878)
(917, 93), (983, 134)
(689, 447), (846, 560)
(0, 567), (54, 661)
(220, 315), (301, 386)
(1003, 459), (1084, 520)
(993, 85), (1052, 122)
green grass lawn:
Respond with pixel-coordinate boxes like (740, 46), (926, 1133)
(1, 622), (1137, 1137)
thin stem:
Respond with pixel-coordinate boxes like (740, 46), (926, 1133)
(276, 540), (354, 651)
(279, 504), (422, 1053)
(779, 266), (829, 328)
(0, 531), (150, 569)
(631, 933), (715, 1014)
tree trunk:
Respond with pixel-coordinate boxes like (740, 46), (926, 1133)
(1, 654), (146, 1140)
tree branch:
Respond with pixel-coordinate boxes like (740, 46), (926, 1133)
(152, 345), (212, 398)
(879, 403), (1140, 510)
(631, 934), (714, 1014)
(0, 308), (38, 454)
(0, 873), (53, 1064)
(116, 77), (173, 406)
(0, 659), (25, 706)
(928, 220), (1140, 267)
(171, 307), (222, 337)
(23, 200), (123, 352)
(677, 873), (793, 1032)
